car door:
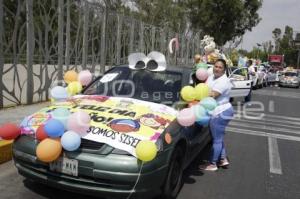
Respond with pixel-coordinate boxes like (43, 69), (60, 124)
(228, 67), (251, 97)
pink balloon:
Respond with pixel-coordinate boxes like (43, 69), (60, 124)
(196, 68), (208, 81)
(67, 111), (91, 136)
(177, 108), (196, 127)
(78, 70), (92, 86)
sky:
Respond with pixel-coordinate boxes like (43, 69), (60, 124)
(240, 0), (300, 51)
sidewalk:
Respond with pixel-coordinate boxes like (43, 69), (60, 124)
(0, 102), (50, 125)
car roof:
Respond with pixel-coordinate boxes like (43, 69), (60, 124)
(113, 64), (193, 74)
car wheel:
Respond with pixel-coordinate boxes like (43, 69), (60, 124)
(161, 147), (184, 199)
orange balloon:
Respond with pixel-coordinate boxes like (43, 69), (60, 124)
(64, 70), (78, 84)
(36, 138), (62, 162)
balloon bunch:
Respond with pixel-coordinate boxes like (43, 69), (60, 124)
(35, 108), (91, 163)
(51, 70), (92, 101)
(177, 68), (218, 127)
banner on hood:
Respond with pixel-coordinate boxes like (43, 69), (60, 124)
(20, 95), (177, 157)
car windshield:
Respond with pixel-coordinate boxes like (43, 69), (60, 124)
(83, 66), (182, 106)
(284, 72), (297, 77)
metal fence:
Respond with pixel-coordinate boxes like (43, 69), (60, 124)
(0, 0), (201, 108)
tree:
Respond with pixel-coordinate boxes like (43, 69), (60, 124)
(185, 0), (262, 45)
(272, 28), (281, 52)
(131, 0), (187, 32)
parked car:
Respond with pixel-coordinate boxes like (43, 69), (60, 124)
(13, 65), (211, 199)
(279, 71), (300, 88)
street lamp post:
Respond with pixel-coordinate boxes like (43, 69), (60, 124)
(293, 33), (300, 69)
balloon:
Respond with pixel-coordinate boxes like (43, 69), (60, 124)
(36, 125), (48, 141)
(64, 70), (78, 84)
(52, 108), (71, 128)
(180, 86), (196, 102)
(44, 119), (65, 138)
(66, 81), (82, 96)
(67, 111), (91, 136)
(177, 108), (196, 127)
(50, 86), (68, 101)
(194, 105), (211, 126)
(78, 70), (92, 86)
(194, 83), (209, 100)
(196, 68), (208, 81)
(36, 138), (62, 163)
(193, 105), (207, 121)
(0, 123), (21, 140)
(196, 114), (211, 126)
(61, 131), (81, 151)
(200, 97), (218, 111)
(136, 140), (157, 162)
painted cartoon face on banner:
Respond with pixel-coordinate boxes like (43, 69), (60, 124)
(138, 114), (171, 130)
(20, 112), (52, 134)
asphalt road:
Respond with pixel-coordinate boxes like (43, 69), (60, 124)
(1, 86), (300, 199)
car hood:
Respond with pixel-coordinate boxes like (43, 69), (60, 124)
(20, 95), (178, 157)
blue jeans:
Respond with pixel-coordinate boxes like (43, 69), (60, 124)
(209, 107), (234, 164)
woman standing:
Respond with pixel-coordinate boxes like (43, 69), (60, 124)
(200, 59), (234, 171)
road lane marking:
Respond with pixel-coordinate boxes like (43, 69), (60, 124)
(229, 121), (300, 136)
(233, 116), (300, 127)
(234, 110), (300, 122)
(268, 137), (282, 175)
(226, 127), (300, 142)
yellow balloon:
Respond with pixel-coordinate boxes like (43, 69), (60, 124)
(66, 81), (82, 96)
(195, 83), (210, 100)
(180, 86), (196, 102)
(36, 138), (62, 163)
(64, 70), (78, 84)
(136, 140), (157, 162)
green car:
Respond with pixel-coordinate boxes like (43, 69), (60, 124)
(13, 66), (211, 199)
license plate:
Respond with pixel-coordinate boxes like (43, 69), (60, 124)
(50, 157), (78, 177)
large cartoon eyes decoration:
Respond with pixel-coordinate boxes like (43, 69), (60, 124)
(128, 51), (166, 72)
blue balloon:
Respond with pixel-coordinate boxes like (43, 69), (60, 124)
(52, 108), (71, 128)
(200, 97), (218, 111)
(44, 119), (65, 138)
(50, 86), (68, 100)
(194, 105), (211, 126)
(193, 105), (207, 121)
(196, 114), (211, 126)
(61, 131), (81, 151)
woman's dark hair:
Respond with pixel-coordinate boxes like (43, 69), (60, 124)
(215, 58), (228, 76)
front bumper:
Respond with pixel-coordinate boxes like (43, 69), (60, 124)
(13, 136), (171, 198)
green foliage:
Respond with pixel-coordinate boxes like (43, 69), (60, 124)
(185, 0), (262, 45)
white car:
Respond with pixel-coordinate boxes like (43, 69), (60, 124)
(228, 67), (252, 98)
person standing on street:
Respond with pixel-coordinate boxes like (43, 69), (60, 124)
(199, 59), (234, 171)
(244, 59), (256, 104)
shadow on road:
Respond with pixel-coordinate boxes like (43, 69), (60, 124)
(23, 178), (102, 199)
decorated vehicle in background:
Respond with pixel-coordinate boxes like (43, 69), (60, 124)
(268, 54), (284, 72)
(279, 68), (300, 88)
(11, 52), (211, 199)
